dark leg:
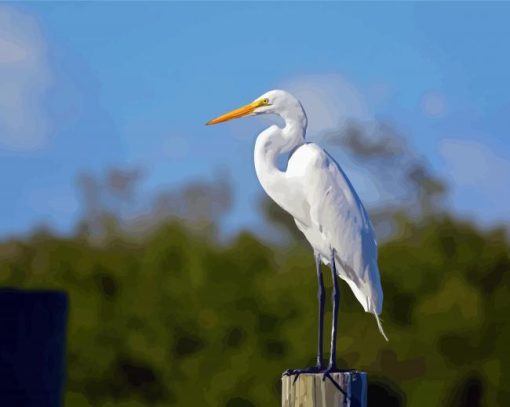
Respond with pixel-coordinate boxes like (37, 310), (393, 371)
(323, 250), (344, 388)
(283, 254), (325, 381)
(315, 254), (325, 369)
(328, 252), (340, 370)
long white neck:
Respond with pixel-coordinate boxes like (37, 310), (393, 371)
(254, 111), (307, 220)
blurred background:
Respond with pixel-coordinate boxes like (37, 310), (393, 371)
(1, 2), (509, 406)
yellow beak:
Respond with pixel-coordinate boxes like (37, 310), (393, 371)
(206, 100), (261, 125)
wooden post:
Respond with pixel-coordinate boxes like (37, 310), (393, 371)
(282, 372), (367, 407)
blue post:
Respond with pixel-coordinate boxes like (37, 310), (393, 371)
(0, 289), (68, 407)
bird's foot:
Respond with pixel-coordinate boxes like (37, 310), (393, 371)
(321, 364), (350, 397)
(282, 365), (323, 384)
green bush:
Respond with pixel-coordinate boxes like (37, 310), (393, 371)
(0, 215), (508, 406)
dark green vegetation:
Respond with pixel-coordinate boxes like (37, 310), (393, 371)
(0, 125), (508, 405)
(0, 209), (508, 406)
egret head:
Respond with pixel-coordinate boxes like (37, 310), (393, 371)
(207, 89), (307, 127)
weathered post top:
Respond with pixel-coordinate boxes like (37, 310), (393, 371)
(282, 371), (367, 407)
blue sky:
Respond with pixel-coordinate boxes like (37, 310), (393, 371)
(1, 2), (509, 238)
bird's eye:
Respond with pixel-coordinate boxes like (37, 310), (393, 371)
(263, 98), (269, 105)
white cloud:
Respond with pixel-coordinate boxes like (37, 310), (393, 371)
(0, 6), (52, 151)
(439, 138), (510, 223)
(439, 139), (510, 190)
(281, 73), (371, 137)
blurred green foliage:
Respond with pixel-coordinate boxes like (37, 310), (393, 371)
(0, 210), (508, 406)
(1, 152), (509, 406)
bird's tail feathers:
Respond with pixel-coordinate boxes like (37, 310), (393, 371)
(373, 312), (389, 342)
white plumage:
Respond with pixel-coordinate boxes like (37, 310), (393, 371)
(207, 89), (388, 356)
(289, 144), (383, 315)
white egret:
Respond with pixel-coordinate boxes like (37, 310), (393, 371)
(207, 90), (387, 380)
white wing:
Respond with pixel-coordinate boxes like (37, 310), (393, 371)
(287, 143), (384, 318)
